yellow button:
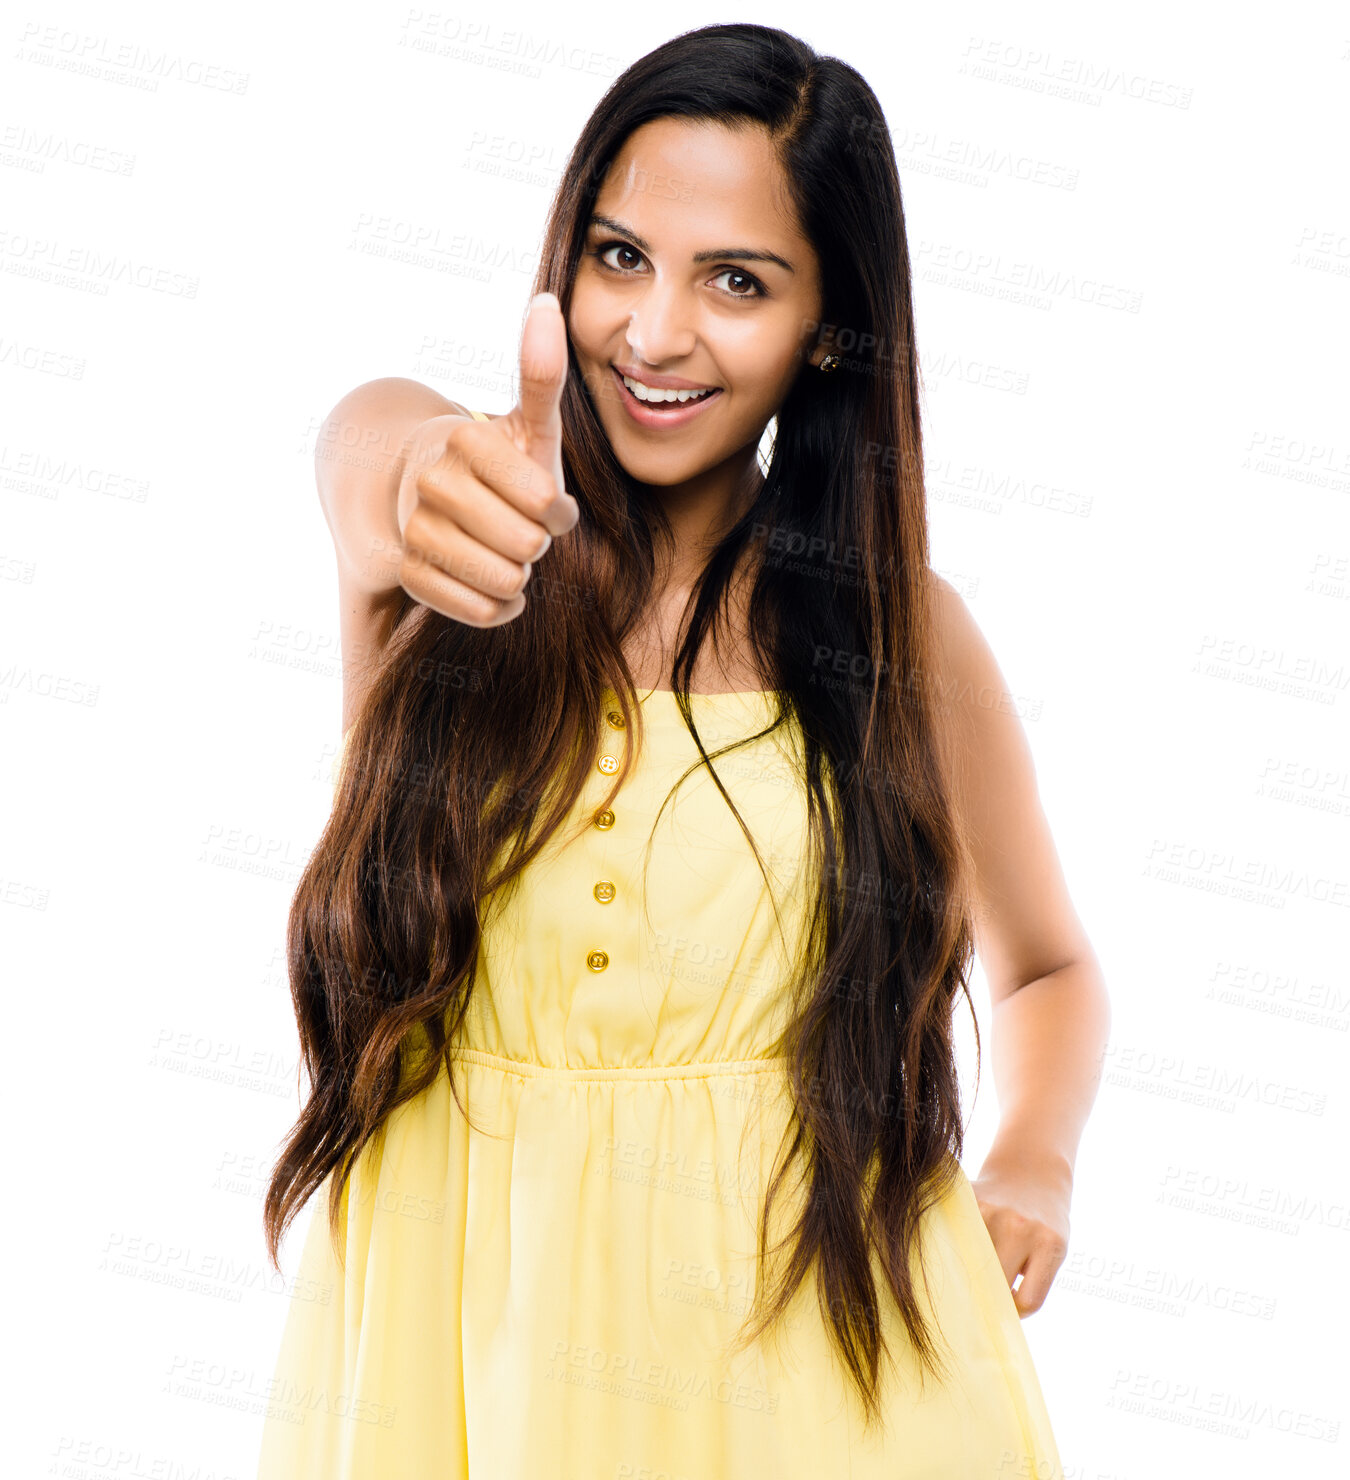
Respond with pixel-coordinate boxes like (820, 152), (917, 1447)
(586, 949), (609, 972)
(593, 880), (616, 903)
(605, 708), (626, 729)
(597, 754), (620, 775)
(594, 808), (615, 830)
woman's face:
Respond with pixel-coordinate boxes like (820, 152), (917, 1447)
(567, 117), (832, 490)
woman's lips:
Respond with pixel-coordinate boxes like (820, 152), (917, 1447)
(611, 365), (723, 429)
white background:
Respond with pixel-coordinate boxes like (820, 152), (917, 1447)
(3, 2), (1347, 1476)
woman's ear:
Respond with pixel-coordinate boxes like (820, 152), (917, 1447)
(807, 329), (839, 368)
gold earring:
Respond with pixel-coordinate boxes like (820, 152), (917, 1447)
(818, 353), (840, 373)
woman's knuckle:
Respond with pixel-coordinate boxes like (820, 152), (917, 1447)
(498, 561), (529, 597)
(403, 507), (428, 545)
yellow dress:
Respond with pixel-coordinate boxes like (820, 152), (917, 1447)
(256, 650), (1064, 1473)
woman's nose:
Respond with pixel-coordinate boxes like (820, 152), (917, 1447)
(624, 285), (696, 365)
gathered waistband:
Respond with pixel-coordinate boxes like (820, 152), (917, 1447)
(448, 1045), (792, 1082)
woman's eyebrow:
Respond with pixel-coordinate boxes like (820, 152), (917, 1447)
(587, 214), (796, 274)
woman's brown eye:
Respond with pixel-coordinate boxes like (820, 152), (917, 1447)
(598, 244), (639, 271)
(712, 269), (765, 299)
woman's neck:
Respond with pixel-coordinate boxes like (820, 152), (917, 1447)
(624, 533), (767, 693)
(638, 445), (765, 592)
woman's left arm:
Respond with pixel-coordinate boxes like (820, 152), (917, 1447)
(929, 574), (1112, 1317)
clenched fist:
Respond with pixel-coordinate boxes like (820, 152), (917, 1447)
(396, 292), (579, 626)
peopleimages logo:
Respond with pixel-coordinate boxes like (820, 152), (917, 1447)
(15, 23), (250, 95)
(0, 230), (200, 297)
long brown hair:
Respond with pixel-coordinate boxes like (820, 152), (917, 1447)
(264, 21), (981, 1434)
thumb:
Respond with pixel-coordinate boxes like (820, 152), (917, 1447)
(516, 291), (568, 496)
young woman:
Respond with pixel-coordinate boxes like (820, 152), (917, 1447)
(257, 22), (1109, 1478)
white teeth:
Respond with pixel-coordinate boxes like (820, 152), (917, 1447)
(620, 372), (717, 405)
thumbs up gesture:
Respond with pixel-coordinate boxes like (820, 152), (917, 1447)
(397, 292), (579, 627)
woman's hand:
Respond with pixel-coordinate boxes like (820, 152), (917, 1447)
(396, 291), (579, 627)
(969, 1144), (1072, 1317)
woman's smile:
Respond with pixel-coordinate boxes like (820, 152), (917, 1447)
(610, 364), (725, 429)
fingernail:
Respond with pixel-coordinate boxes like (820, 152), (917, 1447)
(533, 291), (561, 312)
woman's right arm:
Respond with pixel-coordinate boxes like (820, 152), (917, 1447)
(314, 377), (476, 733)
(319, 302), (576, 735)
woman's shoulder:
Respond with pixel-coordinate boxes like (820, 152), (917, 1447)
(926, 572), (999, 700)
